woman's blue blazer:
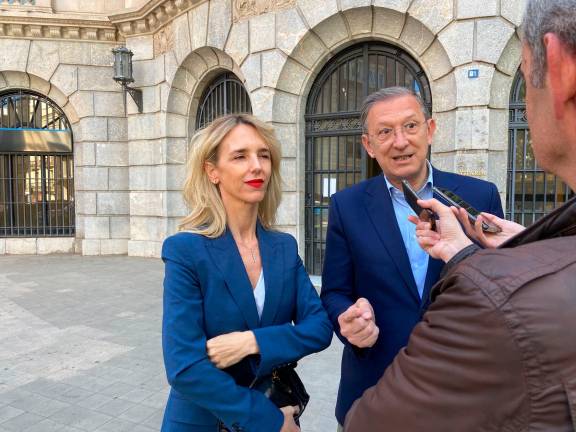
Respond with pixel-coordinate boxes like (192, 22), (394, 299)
(161, 224), (333, 432)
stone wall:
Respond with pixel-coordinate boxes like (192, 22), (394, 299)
(0, 38), (129, 255)
(123, 0), (523, 255)
(0, 0), (526, 256)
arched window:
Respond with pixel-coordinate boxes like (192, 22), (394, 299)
(0, 90), (74, 237)
(507, 71), (573, 225)
(195, 72), (252, 130)
(304, 43), (432, 275)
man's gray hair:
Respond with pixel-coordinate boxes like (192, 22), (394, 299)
(522, 0), (576, 88)
(360, 87), (430, 133)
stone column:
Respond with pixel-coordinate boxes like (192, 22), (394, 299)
(126, 36), (171, 257)
(67, 44), (130, 255)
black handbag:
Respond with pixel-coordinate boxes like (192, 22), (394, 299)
(249, 362), (310, 422)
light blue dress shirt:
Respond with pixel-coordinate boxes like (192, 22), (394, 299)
(383, 163), (433, 299)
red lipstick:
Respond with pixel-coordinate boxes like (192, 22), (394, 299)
(245, 179), (264, 188)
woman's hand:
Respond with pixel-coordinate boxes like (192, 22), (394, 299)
(454, 208), (525, 249)
(279, 406), (301, 432)
(206, 331), (259, 369)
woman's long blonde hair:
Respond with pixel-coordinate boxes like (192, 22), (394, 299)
(179, 113), (283, 237)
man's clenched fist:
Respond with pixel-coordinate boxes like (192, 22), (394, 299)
(337, 298), (379, 348)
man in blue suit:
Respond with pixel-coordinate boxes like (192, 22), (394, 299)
(320, 87), (504, 429)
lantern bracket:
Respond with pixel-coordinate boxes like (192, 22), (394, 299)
(124, 85), (143, 113)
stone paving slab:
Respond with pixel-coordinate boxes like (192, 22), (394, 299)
(0, 256), (341, 431)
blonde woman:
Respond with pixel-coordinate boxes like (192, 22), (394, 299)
(161, 114), (332, 432)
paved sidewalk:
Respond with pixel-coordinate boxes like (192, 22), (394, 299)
(0, 255), (341, 432)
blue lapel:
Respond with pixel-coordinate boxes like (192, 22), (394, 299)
(364, 175), (420, 303)
(206, 228), (260, 329)
(257, 223), (285, 327)
(421, 168), (464, 306)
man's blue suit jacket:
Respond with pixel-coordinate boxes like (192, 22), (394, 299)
(320, 168), (504, 425)
(161, 224), (332, 432)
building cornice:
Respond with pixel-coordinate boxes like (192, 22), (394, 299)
(0, 14), (120, 42)
(108, 0), (205, 37)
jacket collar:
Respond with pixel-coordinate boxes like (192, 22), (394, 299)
(364, 174), (420, 302)
(206, 221), (283, 329)
(363, 165), (456, 305)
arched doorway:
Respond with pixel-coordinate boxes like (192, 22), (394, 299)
(195, 72), (252, 130)
(304, 42), (432, 274)
(0, 89), (74, 237)
(507, 71), (574, 225)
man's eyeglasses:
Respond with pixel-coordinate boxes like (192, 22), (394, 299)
(367, 120), (426, 144)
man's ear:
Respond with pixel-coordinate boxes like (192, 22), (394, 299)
(361, 134), (375, 158)
(545, 33), (576, 119)
(426, 118), (436, 145)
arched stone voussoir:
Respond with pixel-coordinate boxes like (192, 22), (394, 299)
(420, 38), (454, 82)
(165, 46), (245, 112)
(1, 71), (31, 90)
(195, 47), (221, 71)
(407, 0), (454, 36)
(270, 90), (300, 124)
(372, 0), (411, 13)
(372, 6), (405, 40)
(475, 17), (516, 65)
(288, 31), (330, 72)
(29, 73), (52, 96)
(430, 71), (457, 113)
(171, 67), (198, 96)
(490, 70), (515, 110)
(437, 20), (474, 67)
(501, 0), (527, 27)
(312, 12), (350, 50)
(495, 32), (522, 77)
(297, 0), (339, 30)
(399, 15), (435, 56)
(276, 56), (311, 96)
(342, 6), (373, 38)
(0, 71), (78, 126)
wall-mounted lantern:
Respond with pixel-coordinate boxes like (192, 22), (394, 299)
(112, 46), (143, 113)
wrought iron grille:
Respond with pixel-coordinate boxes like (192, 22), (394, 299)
(304, 43), (432, 274)
(0, 90), (74, 237)
(507, 72), (574, 225)
(195, 72), (252, 130)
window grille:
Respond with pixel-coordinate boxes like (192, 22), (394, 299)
(195, 72), (252, 130)
(507, 72), (574, 225)
(0, 90), (74, 237)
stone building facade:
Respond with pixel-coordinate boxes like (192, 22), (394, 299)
(0, 0), (534, 271)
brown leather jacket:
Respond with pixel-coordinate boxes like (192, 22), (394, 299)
(345, 198), (576, 432)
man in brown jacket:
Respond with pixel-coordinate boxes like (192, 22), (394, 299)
(344, 0), (576, 430)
